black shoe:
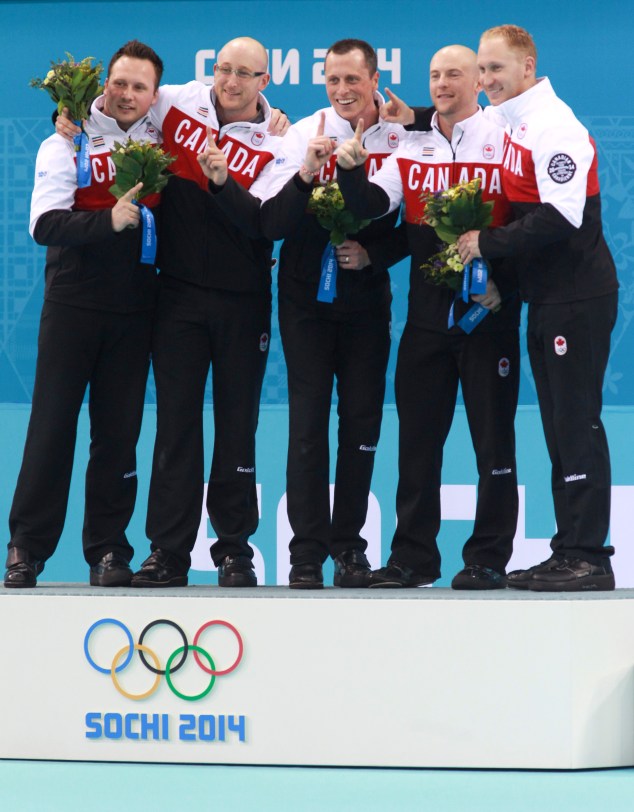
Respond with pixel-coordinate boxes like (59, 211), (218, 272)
(289, 562), (323, 590)
(333, 550), (372, 588)
(528, 557), (615, 592)
(506, 556), (560, 590)
(4, 547), (44, 589)
(131, 549), (188, 588)
(217, 555), (257, 587)
(90, 552), (133, 587)
(451, 565), (506, 590)
(369, 560), (436, 589)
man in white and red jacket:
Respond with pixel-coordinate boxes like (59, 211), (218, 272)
(336, 45), (521, 589)
(5, 41), (163, 589)
(457, 25), (618, 591)
(133, 37), (286, 589)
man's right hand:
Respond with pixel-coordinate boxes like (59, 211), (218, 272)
(336, 119), (368, 170)
(197, 127), (228, 186)
(299, 112), (336, 182)
(55, 107), (82, 141)
(111, 183), (143, 232)
(379, 88), (414, 126)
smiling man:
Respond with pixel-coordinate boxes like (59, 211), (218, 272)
(457, 24), (618, 591)
(334, 45), (521, 589)
(132, 36), (285, 589)
(256, 38), (410, 589)
(5, 41), (163, 589)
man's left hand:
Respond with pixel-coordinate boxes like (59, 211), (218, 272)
(335, 239), (370, 270)
(457, 230), (482, 264)
(268, 108), (290, 136)
(471, 278), (501, 311)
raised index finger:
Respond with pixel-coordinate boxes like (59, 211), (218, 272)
(354, 119), (364, 142)
(316, 111), (326, 137)
(206, 126), (221, 150)
(385, 87), (398, 102)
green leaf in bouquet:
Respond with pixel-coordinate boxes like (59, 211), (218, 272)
(337, 210), (357, 231)
(142, 166), (160, 188)
(71, 70), (85, 90)
(435, 224), (461, 243)
(474, 200), (494, 228)
(108, 183), (129, 200)
(152, 175), (170, 195)
(113, 171), (139, 190)
(116, 154), (143, 176)
(331, 230), (346, 246)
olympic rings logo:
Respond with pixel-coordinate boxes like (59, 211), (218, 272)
(84, 618), (243, 702)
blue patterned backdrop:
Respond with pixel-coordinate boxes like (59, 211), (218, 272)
(1, 0), (632, 407)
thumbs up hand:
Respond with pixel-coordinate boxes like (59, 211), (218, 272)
(336, 119), (368, 170)
(111, 182), (143, 232)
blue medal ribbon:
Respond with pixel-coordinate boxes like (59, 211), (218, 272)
(317, 241), (337, 303)
(134, 201), (157, 265)
(461, 258), (471, 302)
(448, 259), (491, 332)
(73, 121), (91, 189)
(456, 303), (489, 334)
(468, 257), (487, 295)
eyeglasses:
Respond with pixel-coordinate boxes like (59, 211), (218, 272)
(214, 65), (266, 80)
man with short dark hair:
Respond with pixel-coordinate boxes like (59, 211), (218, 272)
(457, 24), (618, 591)
(4, 41), (163, 588)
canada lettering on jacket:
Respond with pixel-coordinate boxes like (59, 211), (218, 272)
(174, 117), (211, 153)
(219, 141), (262, 178)
(503, 142), (524, 177)
(91, 154), (116, 184)
(405, 163), (502, 195)
(318, 153), (387, 184)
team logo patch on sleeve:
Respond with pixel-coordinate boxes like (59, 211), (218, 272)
(483, 144), (495, 160)
(259, 332), (270, 352)
(498, 357), (510, 377)
(388, 132), (399, 149)
(548, 154), (576, 184)
(516, 123), (528, 139)
(251, 132), (265, 146)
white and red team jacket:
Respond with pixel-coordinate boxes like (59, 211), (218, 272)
(148, 80), (282, 293)
(479, 78), (617, 304)
(244, 97), (411, 310)
(338, 107), (520, 332)
(30, 96), (160, 313)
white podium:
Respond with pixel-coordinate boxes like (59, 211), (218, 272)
(1, 586), (633, 769)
